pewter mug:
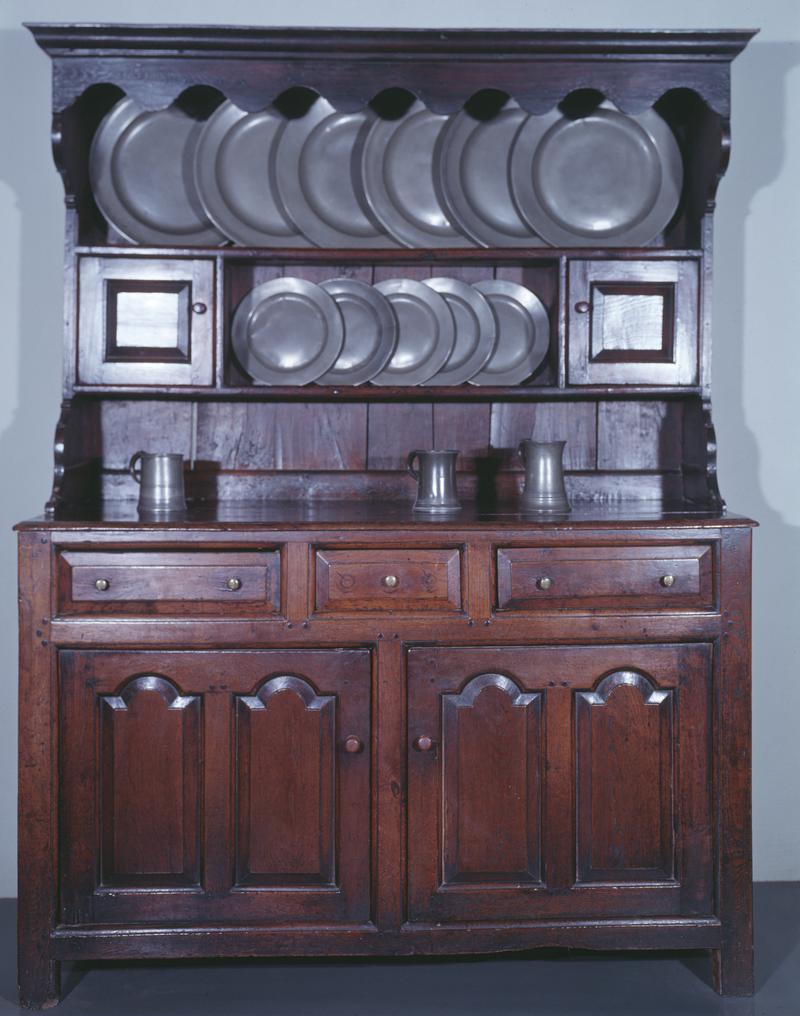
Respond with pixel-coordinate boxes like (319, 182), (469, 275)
(407, 449), (461, 513)
(518, 439), (570, 513)
(129, 451), (186, 512)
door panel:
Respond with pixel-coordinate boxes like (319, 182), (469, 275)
(407, 644), (712, 923)
(59, 649), (371, 926)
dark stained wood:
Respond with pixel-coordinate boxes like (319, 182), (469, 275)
(314, 548), (462, 613)
(18, 24), (755, 1008)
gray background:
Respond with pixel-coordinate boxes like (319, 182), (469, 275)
(0, 0), (797, 898)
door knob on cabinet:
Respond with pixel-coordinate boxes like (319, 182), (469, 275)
(94, 578), (110, 592)
(414, 736), (434, 752)
(574, 300), (590, 314)
(226, 577), (242, 591)
(344, 735), (364, 754)
(660, 574), (676, 588)
(192, 301), (208, 315)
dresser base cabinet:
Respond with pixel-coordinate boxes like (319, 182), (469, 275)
(17, 520), (754, 1007)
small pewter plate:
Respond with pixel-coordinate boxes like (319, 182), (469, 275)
(359, 100), (470, 249)
(231, 277), (344, 386)
(274, 98), (393, 248)
(371, 279), (455, 386)
(90, 96), (226, 246)
(421, 277), (497, 386)
(469, 280), (550, 386)
(316, 278), (398, 386)
(193, 100), (304, 247)
(510, 103), (683, 247)
(438, 102), (544, 248)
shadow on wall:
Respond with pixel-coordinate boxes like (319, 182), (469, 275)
(711, 39), (800, 880)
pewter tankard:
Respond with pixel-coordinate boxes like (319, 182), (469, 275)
(129, 451), (187, 512)
(518, 440), (570, 513)
(407, 449), (461, 513)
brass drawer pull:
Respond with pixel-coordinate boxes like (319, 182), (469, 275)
(382, 574), (399, 589)
(414, 736), (434, 752)
(226, 577), (242, 591)
(536, 576), (552, 591)
(660, 574), (676, 588)
(94, 578), (110, 592)
(344, 735), (364, 754)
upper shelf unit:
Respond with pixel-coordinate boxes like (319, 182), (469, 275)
(31, 25), (755, 253)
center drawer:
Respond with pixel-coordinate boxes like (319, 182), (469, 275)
(314, 548), (462, 613)
(496, 544), (714, 611)
(57, 549), (281, 616)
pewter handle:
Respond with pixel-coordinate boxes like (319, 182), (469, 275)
(128, 450), (144, 484)
(407, 450), (423, 480)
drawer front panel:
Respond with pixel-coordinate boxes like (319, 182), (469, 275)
(58, 550), (281, 615)
(315, 548), (462, 613)
(497, 544), (714, 611)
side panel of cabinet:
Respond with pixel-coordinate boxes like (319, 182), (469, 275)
(568, 259), (699, 386)
(59, 649), (371, 925)
(407, 643), (712, 923)
(77, 257), (214, 386)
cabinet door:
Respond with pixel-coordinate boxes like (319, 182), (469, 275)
(407, 643), (712, 923)
(77, 257), (214, 386)
(59, 649), (371, 925)
(568, 259), (698, 386)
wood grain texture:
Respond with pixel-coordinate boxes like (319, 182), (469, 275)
(490, 401), (597, 470)
(597, 401), (683, 471)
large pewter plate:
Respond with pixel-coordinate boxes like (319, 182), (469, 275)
(371, 279), (455, 386)
(510, 103), (683, 247)
(274, 98), (394, 248)
(316, 278), (398, 386)
(90, 96), (226, 246)
(359, 100), (471, 249)
(193, 100), (304, 247)
(438, 101), (544, 248)
(231, 278), (344, 386)
(421, 278), (496, 386)
(469, 280), (550, 386)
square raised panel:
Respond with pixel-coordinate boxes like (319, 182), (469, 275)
(568, 260), (698, 386)
(78, 257), (214, 386)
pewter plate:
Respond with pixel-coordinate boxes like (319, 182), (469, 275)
(438, 102), (544, 248)
(231, 277), (344, 386)
(510, 104), (683, 247)
(469, 280), (550, 386)
(421, 277), (497, 386)
(371, 279), (456, 386)
(90, 96), (226, 246)
(274, 98), (393, 248)
(316, 278), (398, 386)
(359, 100), (471, 249)
(193, 100), (304, 247)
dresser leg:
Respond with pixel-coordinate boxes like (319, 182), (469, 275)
(712, 938), (754, 997)
(18, 956), (60, 1010)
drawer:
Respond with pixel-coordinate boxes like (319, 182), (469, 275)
(57, 550), (281, 616)
(315, 548), (462, 613)
(496, 544), (714, 611)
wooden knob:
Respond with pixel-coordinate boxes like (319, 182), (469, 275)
(574, 301), (590, 314)
(382, 574), (399, 589)
(94, 578), (110, 592)
(536, 576), (552, 590)
(192, 301), (207, 314)
(660, 574), (676, 588)
(226, 577), (242, 591)
(344, 735), (363, 754)
(414, 736), (434, 752)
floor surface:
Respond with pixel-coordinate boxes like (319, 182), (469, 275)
(1, 883), (797, 1015)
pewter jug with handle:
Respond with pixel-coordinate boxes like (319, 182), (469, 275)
(129, 451), (187, 512)
(406, 449), (461, 513)
(518, 439), (570, 513)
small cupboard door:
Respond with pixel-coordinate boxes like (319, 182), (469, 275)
(59, 649), (371, 926)
(407, 643), (712, 923)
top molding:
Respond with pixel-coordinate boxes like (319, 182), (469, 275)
(27, 24), (757, 116)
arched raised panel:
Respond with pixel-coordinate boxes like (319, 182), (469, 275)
(442, 673), (542, 886)
(235, 675), (336, 887)
(575, 669), (675, 884)
(99, 673), (201, 888)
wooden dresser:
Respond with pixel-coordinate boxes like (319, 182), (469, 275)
(17, 25), (756, 1008)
